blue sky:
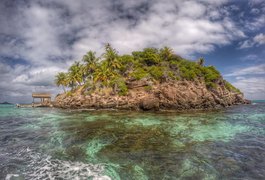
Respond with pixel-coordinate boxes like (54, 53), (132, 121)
(0, 0), (264, 103)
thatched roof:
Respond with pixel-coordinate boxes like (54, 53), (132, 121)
(32, 93), (51, 98)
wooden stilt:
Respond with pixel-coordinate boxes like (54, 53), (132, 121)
(31, 93), (52, 107)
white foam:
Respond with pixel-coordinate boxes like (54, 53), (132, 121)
(5, 174), (20, 180)
(7, 148), (111, 180)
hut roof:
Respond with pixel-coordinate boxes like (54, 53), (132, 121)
(32, 93), (51, 98)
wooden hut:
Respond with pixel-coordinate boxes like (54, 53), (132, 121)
(32, 93), (52, 107)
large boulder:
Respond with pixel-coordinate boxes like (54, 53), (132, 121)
(139, 96), (159, 111)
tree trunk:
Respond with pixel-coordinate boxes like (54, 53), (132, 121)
(113, 83), (117, 94)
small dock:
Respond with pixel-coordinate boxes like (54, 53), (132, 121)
(17, 93), (53, 108)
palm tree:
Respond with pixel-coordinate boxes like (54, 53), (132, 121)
(68, 62), (83, 86)
(197, 57), (205, 66)
(55, 72), (68, 92)
(160, 46), (174, 61)
(103, 43), (121, 71)
(94, 63), (117, 87)
(82, 51), (98, 81)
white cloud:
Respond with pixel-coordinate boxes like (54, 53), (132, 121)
(11, 0), (244, 59)
(239, 33), (265, 49)
(241, 54), (263, 63)
(239, 40), (255, 49)
(250, 8), (260, 14)
(242, 54), (258, 61)
(178, 1), (206, 18)
(225, 64), (265, 100)
(13, 66), (65, 86)
(0, 61), (64, 103)
(225, 64), (265, 76)
(249, 0), (265, 6)
(245, 14), (265, 31)
(232, 77), (265, 100)
(253, 33), (265, 45)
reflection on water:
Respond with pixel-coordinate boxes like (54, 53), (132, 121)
(0, 103), (265, 179)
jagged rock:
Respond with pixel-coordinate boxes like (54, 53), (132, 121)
(54, 80), (250, 111)
(126, 80), (149, 89)
(139, 97), (159, 111)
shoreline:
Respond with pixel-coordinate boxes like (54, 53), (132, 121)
(53, 102), (251, 113)
(12, 101), (252, 114)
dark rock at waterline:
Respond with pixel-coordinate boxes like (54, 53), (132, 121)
(0, 102), (13, 105)
(54, 80), (250, 111)
(139, 97), (159, 111)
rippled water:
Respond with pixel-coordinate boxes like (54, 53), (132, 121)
(0, 102), (265, 179)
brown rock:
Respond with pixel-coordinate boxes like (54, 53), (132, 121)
(139, 96), (159, 111)
(161, 85), (177, 101)
(54, 80), (249, 111)
(126, 79), (148, 89)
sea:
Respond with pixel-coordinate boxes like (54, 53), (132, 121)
(0, 101), (264, 179)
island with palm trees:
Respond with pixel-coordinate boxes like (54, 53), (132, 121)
(54, 44), (249, 111)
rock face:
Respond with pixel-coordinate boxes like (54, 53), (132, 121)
(54, 80), (250, 111)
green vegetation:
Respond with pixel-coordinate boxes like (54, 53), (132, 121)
(55, 72), (68, 92)
(202, 66), (221, 89)
(144, 85), (152, 92)
(224, 80), (241, 93)
(130, 67), (149, 80)
(148, 66), (164, 80)
(55, 44), (241, 95)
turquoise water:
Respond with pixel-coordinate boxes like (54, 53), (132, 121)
(0, 103), (265, 179)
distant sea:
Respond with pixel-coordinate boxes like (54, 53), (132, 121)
(252, 100), (265, 103)
(0, 102), (265, 179)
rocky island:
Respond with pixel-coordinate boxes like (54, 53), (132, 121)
(0, 102), (13, 105)
(54, 44), (250, 111)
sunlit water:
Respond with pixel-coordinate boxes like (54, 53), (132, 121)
(0, 102), (265, 179)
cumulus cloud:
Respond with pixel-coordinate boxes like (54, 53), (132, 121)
(0, 62), (64, 103)
(3, 0), (245, 60)
(13, 67), (65, 86)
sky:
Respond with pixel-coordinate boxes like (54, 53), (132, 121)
(0, 0), (264, 103)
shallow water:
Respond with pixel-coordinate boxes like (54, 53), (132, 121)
(0, 103), (265, 179)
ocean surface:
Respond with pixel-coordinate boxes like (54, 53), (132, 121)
(0, 102), (264, 180)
